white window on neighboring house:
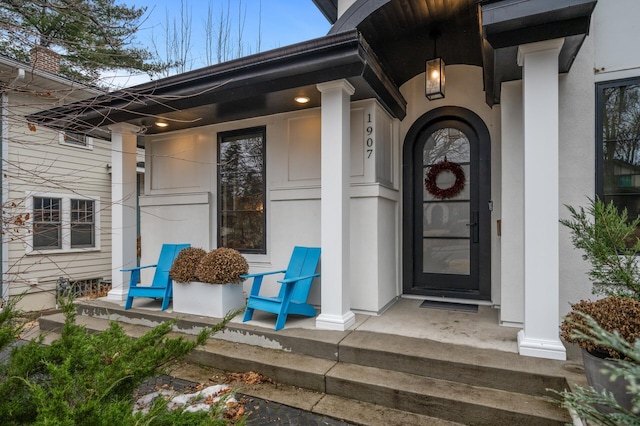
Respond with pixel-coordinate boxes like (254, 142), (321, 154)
(59, 131), (93, 150)
(28, 193), (100, 253)
(70, 199), (95, 248)
(32, 196), (62, 249)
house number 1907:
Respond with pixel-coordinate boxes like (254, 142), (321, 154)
(366, 113), (374, 159)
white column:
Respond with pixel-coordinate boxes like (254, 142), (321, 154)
(517, 39), (566, 360)
(316, 79), (356, 331)
(107, 123), (139, 301)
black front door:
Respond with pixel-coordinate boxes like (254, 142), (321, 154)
(403, 107), (491, 300)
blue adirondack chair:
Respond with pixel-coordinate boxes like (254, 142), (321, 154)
(123, 243), (190, 311)
(242, 246), (321, 331)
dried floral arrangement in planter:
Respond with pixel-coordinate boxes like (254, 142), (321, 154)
(169, 247), (207, 283)
(561, 297), (640, 359)
(559, 199), (640, 415)
(170, 247), (248, 317)
(196, 247), (249, 284)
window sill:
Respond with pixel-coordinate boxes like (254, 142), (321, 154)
(26, 247), (101, 256)
(59, 141), (94, 150)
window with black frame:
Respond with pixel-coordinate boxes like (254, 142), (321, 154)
(597, 78), (640, 240)
(217, 127), (266, 253)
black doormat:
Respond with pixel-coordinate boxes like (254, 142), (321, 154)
(419, 300), (478, 313)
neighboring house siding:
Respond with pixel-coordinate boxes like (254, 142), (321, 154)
(4, 91), (111, 310)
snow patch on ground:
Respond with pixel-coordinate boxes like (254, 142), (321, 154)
(134, 384), (236, 414)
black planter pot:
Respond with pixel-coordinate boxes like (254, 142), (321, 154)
(582, 348), (633, 412)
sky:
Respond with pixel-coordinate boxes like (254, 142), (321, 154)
(105, 0), (331, 87)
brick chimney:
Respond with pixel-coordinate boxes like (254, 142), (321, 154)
(29, 46), (60, 74)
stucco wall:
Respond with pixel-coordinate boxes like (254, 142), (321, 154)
(557, 26), (597, 317)
(490, 0), (640, 323)
(557, 0), (640, 316)
(140, 100), (400, 314)
(593, 0), (640, 83)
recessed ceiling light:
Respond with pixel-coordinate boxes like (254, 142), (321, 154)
(155, 121), (169, 128)
(294, 96), (310, 104)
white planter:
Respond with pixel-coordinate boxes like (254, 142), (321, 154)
(173, 281), (245, 318)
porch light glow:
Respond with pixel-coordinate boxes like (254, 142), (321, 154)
(155, 121), (168, 128)
(425, 57), (445, 100)
(294, 96), (310, 104)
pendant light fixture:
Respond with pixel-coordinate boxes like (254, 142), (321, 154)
(425, 30), (445, 100)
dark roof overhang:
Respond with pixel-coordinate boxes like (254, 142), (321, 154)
(327, 0), (483, 88)
(480, 0), (598, 106)
(28, 30), (405, 137)
(312, 0), (338, 24)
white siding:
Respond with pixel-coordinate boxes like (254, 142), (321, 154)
(4, 91), (112, 310)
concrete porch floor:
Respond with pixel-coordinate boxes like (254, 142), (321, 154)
(97, 295), (581, 363)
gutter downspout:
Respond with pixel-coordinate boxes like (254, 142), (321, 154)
(1, 93), (7, 307)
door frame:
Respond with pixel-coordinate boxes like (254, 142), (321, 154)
(402, 106), (492, 300)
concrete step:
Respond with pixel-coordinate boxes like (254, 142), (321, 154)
(35, 315), (462, 426)
(72, 299), (583, 396)
(339, 330), (575, 397)
(74, 299), (343, 361)
(326, 363), (569, 426)
(38, 310), (573, 425)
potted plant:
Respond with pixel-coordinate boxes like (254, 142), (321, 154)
(561, 297), (640, 412)
(560, 198), (640, 411)
(170, 247), (248, 317)
(556, 312), (640, 422)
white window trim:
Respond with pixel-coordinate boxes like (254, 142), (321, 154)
(59, 132), (94, 150)
(25, 191), (101, 254)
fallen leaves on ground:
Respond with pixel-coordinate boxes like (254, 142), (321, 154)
(224, 399), (247, 421)
(222, 371), (273, 385)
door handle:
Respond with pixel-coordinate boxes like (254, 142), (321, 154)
(468, 211), (479, 243)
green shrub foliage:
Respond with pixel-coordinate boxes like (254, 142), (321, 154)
(0, 295), (27, 353)
(561, 198), (640, 300)
(0, 297), (240, 425)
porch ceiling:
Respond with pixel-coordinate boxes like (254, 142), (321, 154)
(322, 0), (597, 106)
(27, 30), (405, 137)
(328, 0), (484, 87)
